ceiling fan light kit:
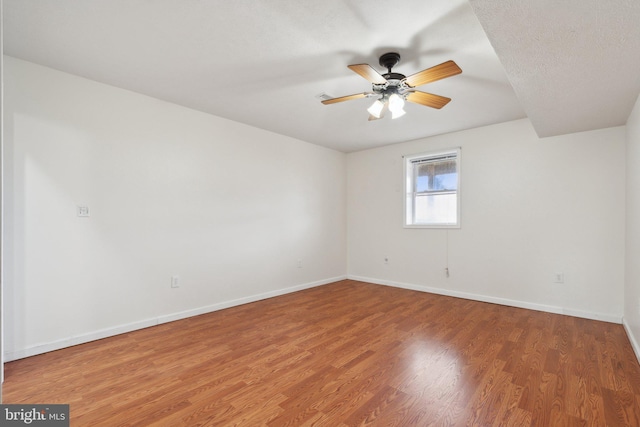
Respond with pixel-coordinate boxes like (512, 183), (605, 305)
(322, 52), (461, 121)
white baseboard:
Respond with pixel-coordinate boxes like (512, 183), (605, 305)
(155, 275), (346, 324)
(347, 275), (623, 324)
(4, 275), (347, 362)
(622, 317), (640, 365)
(6, 274), (624, 362)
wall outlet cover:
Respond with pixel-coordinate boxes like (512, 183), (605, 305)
(77, 205), (90, 217)
(171, 275), (180, 288)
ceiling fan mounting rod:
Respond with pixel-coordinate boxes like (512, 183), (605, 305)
(379, 52), (407, 83)
(379, 52), (401, 73)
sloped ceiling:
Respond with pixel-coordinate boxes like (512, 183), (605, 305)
(470, 0), (640, 138)
(3, 1), (639, 152)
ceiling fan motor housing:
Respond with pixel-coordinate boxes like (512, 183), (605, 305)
(376, 53), (410, 98)
(383, 72), (406, 81)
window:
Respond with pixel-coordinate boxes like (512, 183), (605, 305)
(404, 148), (460, 228)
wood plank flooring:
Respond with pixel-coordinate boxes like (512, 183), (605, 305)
(4, 280), (640, 426)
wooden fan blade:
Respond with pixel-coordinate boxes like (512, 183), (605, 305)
(404, 60), (462, 88)
(347, 64), (388, 84)
(321, 93), (370, 105)
(406, 91), (451, 109)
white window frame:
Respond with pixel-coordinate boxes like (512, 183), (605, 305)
(404, 147), (461, 229)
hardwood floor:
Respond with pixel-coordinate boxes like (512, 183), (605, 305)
(4, 280), (640, 426)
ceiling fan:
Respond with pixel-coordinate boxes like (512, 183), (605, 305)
(321, 52), (462, 120)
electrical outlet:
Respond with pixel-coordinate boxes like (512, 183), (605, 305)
(297, 260), (302, 268)
(77, 205), (90, 217)
(553, 272), (564, 284)
(171, 275), (180, 288)
(384, 257), (389, 264)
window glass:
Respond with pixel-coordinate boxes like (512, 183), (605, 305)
(405, 149), (460, 228)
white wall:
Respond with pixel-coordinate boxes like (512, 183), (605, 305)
(348, 119), (626, 321)
(625, 94), (640, 358)
(3, 56), (347, 360)
(3, 54), (633, 363)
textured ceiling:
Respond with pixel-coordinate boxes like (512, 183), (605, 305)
(3, 1), (639, 152)
(469, 0), (640, 138)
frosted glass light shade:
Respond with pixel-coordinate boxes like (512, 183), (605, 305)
(391, 108), (406, 119)
(367, 99), (385, 118)
(388, 94), (406, 119)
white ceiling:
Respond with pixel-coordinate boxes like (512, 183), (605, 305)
(3, 1), (639, 152)
(469, 0), (640, 139)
